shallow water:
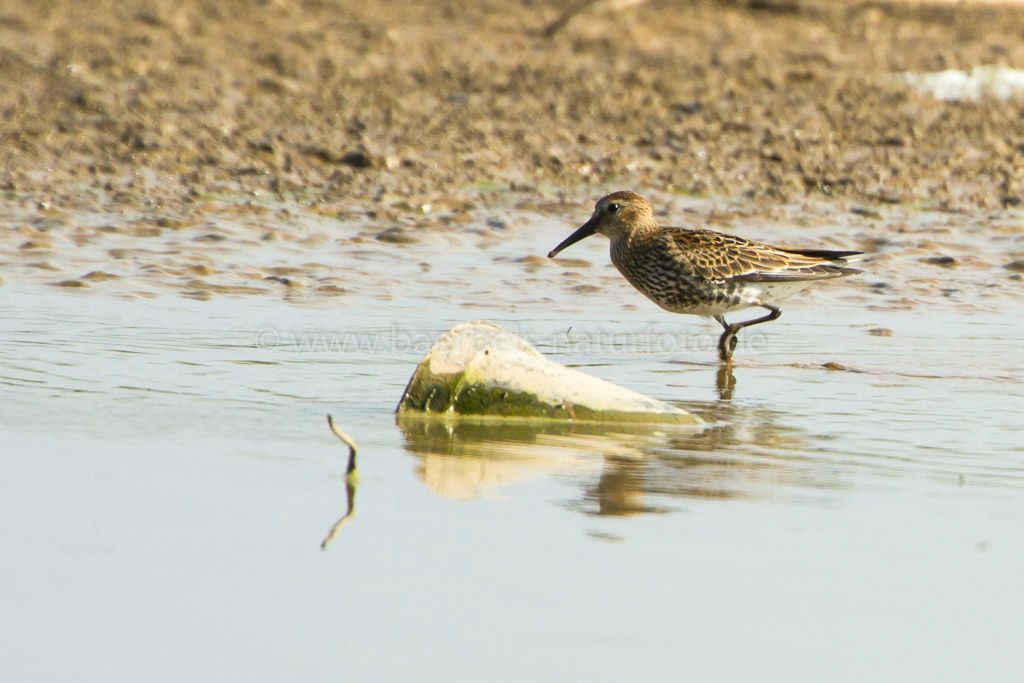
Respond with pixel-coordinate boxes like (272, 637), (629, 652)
(2, 199), (1024, 681)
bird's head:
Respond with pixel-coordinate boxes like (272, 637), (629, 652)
(547, 191), (656, 258)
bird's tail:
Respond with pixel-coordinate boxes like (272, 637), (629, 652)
(784, 248), (864, 264)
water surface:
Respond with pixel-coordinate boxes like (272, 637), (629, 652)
(2, 202), (1023, 681)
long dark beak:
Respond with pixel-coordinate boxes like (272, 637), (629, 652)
(547, 217), (597, 258)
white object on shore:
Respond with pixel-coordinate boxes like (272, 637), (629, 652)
(900, 66), (1024, 102)
(397, 321), (701, 424)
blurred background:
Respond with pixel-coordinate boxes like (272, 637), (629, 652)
(2, 0), (1023, 216)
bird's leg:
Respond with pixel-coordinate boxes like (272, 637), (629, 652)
(735, 305), (782, 332)
(713, 314), (738, 362)
(715, 306), (782, 363)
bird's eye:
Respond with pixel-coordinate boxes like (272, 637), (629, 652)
(607, 203), (620, 215)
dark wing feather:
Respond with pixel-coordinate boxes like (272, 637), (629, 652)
(664, 229), (861, 283)
(783, 248), (863, 260)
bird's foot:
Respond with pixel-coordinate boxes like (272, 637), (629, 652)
(717, 327), (739, 363)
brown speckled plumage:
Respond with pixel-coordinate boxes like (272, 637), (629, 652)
(547, 191), (863, 362)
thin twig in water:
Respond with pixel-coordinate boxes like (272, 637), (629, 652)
(327, 414), (358, 474)
(321, 415), (360, 550)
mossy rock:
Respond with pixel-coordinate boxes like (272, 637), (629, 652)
(397, 321), (700, 425)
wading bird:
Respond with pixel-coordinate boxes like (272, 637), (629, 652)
(547, 192), (862, 362)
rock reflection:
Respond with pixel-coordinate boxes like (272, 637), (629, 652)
(398, 402), (833, 519)
(396, 417), (658, 501)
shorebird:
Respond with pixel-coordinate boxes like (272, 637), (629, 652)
(547, 191), (862, 362)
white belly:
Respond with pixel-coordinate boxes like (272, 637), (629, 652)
(747, 280), (817, 304)
(655, 281), (815, 317)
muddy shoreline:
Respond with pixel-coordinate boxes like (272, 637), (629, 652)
(2, 0), (1024, 214)
(1, 1), (1023, 302)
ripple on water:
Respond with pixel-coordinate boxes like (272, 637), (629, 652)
(0, 194), (1022, 507)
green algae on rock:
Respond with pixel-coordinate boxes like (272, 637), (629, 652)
(396, 322), (701, 425)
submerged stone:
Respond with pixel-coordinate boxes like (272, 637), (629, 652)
(397, 321), (701, 425)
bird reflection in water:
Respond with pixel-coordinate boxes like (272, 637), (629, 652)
(585, 457), (669, 516)
(716, 364), (737, 401)
(397, 404), (824, 522)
